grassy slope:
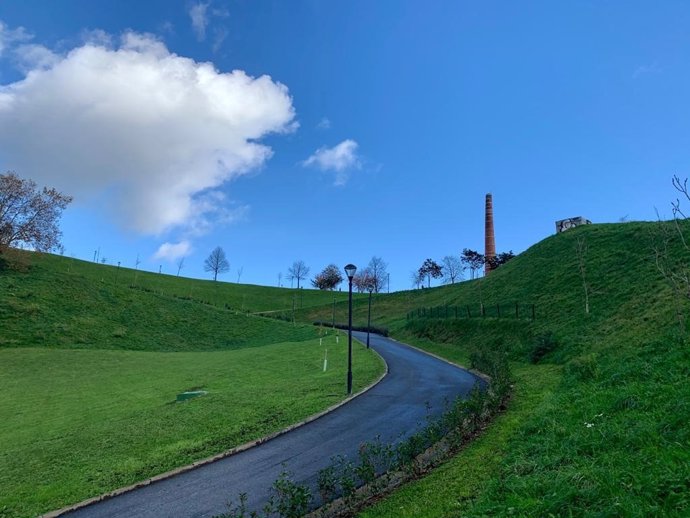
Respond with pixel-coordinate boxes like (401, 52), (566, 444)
(300, 222), (690, 517)
(0, 252), (384, 517)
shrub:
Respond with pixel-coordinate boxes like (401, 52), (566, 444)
(529, 331), (558, 363)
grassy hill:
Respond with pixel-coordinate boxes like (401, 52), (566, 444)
(0, 251), (383, 517)
(0, 251), (364, 351)
(299, 221), (690, 517)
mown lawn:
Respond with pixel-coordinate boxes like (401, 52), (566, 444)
(0, 336), (384, 517)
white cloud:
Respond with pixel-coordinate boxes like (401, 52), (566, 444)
(14, 43), (59, 71)
(0, 31), (296, 235)
(0, 20), (31, 56)
(303, 139), (360, 186)
(212, 26), (229, 53)
(189, 2), (210, 41)
(153, 240), (192, 262)
(633, 63), (661, 78)
(316, 117), (331, 130)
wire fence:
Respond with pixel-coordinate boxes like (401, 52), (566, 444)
(406, 303), (536, 321)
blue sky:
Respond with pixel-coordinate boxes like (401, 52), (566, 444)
(0, 1), (686, 290)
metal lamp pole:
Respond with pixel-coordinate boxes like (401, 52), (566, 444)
(366, 287), (373, 348)
(344, 264), (357, 395)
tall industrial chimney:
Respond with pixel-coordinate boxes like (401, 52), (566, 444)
(485, 193), (496, 275)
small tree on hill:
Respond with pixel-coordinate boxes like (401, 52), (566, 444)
(287, 260), (310, 289)
(366, 256), (388, 293)
(418, 258), (443, 288)
(0, 172), (72, 254)
(312, 264), (344, 290)
(486, 251), (516, 270)
(204, 246), (229, 281)
(353, 268), (377, 293)
(461, 248), (485, 279)
(442, 255), (463, 284)
(410, 269), (424, 289)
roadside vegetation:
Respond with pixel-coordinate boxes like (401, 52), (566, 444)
(298, 221), (690, 517)
(0, 252), (383, 517)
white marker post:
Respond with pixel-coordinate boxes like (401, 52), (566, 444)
(323, 348), (328, 372)
(320, 338), (323, 346)
(336, 334), (339, 344)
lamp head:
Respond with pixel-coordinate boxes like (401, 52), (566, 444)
(344, 263), (357, 280)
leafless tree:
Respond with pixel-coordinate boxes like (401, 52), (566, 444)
(176, 257), (185, 276)
(410, 269), (424, 289)
(366, 256), (388, 293)
(204, 246), (230, 281)
(287, 260), (310, 289)
(442, 255), (463, 284)
(278, 272), (283, 287)
(237, 266), (244, 283)
(0, 172), (72, 253)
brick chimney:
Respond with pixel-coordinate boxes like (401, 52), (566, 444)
(485, 193), (496, 275)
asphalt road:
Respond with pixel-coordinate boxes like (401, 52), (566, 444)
(62, 332), (483, 517)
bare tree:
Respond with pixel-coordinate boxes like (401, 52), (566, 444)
(366, 256), (388, 293)
(442, 255), (463, 284)
(237, 266), (244, 283)
(204, 246), (230, 281)
(576, 237), (590, 314)
(0, 172), (72, 253)
(410, 269), (424, 289)
(287, 260), (310, 289)
(176, 257), (185, 277)
(278, 271), (283, 287)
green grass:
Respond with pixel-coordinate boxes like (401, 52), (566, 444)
(3, 221), (690, 517)
(0, 250), (384, 517)
(0, 250), (357, 351)
(0, 337), (383, 517)
(295, 221), (690, 517)
(358, 363), (561, 518)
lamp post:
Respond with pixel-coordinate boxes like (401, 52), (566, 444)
(366, 286), (373, 348)
(344, 263), (357, 395)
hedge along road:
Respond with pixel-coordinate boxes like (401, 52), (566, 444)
(58, 332), (484, 518)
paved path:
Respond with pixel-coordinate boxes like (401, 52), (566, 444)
(62, 332), (483, 517)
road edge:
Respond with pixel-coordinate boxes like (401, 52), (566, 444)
(42, 345), (388, 518)
(382, 334), (491, 383)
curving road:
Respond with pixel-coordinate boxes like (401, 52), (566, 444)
(60, 332), (483, 517)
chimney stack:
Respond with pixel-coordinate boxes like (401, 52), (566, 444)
(485, 193), (496, 275)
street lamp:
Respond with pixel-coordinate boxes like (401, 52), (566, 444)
(366, 286), (373, 348)
(344, 263), (357, 395)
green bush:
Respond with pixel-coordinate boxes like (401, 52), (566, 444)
(529, 331), (558, 363)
